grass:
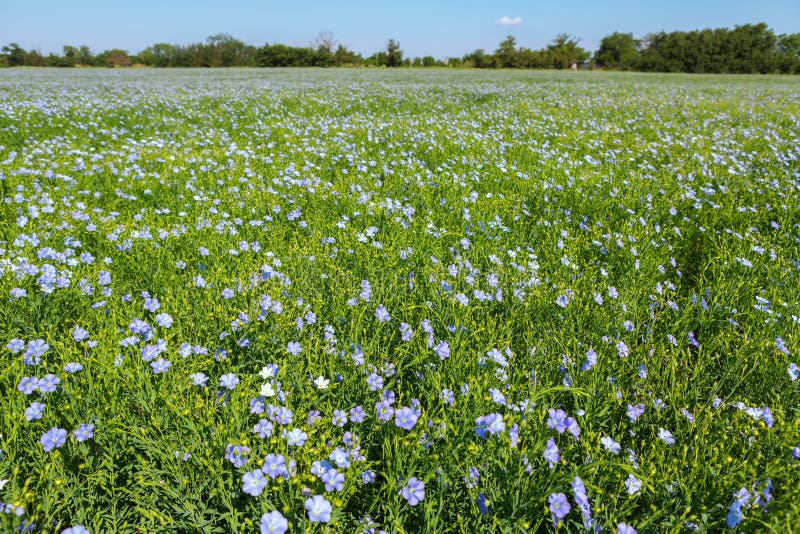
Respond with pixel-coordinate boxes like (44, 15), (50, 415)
(0, 68), (799, 533)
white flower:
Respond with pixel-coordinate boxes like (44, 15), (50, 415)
(0, 479), (8, 490)
(625, 474), (642, 495)
(313, 376), (330, 390)
(260, 383), (276, 397)
(600, 436), (621, 454)
(259, 366), (276, 379)
(658, 427), (675, 445)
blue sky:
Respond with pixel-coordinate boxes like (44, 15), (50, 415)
(5, 0), (799, 59)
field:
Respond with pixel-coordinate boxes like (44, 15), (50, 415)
(1, 68), (799, 533)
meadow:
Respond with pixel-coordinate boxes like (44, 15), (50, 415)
(0, 68), (799, 533)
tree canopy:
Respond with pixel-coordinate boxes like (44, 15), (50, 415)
(2, 24), (798, 73)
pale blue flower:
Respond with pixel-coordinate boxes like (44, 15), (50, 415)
(190, 372), (208, 386)
(73, 424), (94, 442)
(41, 427), (67, 452)
(242, 469), (267, 496)
(658, 428), (675, 446)
(305, 495), (332, 522)
(260, 510), (288, 534)
(625, 474), (642, 495)
(286, 428), (307, 447)
(548, 492), (570, 520)
(25, 402), (45, 421)
(219, 373), (239, 389)
(401, 477), (425, 506)
(395, 407), (418, 431)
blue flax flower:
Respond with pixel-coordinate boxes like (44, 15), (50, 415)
(477, 493), (489, 514)
(394, 407), (418, 430)
(544, 438), (560, 469)
(262, 454), (288, 479)
(242, 469), (267, 496)
(401, 477), (425, 506)
(225, 444), (250, 468)
(41, 427), (67, 452)
(73, 424), (95, 442)
(37, 374), (60, 394)
(548, 492), (571, 522)
(305, 495), (332, 522)
(260, 510), (288, 534)
(286, 428), (307, 447)
(572, 476), (596, 530)
(727, 487), (751, 528)
(151, 358), (170, 374)
(25, 402), (45, 422)
(219, 373), (239, 390)
(547, 408), (568, 433)
(321, 468), (345, 492)
(475, 413), (505, 439)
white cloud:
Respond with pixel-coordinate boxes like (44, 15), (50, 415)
(495, 16), (523, 26)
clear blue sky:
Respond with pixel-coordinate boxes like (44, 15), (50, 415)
(5, 0), (799, 59)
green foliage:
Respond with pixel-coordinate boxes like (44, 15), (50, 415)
(386, 39), (403, 67)
(333, 45), (363, 67)
(257, 44), (314, 67)
(637, 23), (783, 74)
(1, 43), (27, 67)
(0, 68), (799, 533)
(100, 49), (131, 68)
(495, 35), (518, 68)
(136, 43), (178, 68)
(595, 32), (640, 70)
(776, 33), (800, 74)
(473, 33), (591, 70)
(462, 49), (492, 68)
(4, 23), (800, 72)
(547, 34), (590, 69)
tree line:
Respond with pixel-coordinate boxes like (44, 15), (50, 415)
(2, 23), (798, 73)
(0, 33), (408, 69)
(595, 23), (799, 73)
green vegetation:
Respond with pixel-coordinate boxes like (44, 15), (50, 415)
(0, 69), (799, 533)
(2, 22), (800, 73)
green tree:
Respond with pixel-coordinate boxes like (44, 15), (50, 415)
(637, 23), (778, 74)
(463, 48), (491, 68)
(101, 49), (131, 67)
(595, 32), (639, 70)
(257, 43), (315, 67)
(62, 45), (79, 66)
(726, 23), (776, 73)
(258, 44), (294, 67)
(494, 35), (517, 68)
(313, 45), (334, 67)
(547, 34), (589, 69)
(637, 32), (667, 71)
(386, 39), (403, 67)
(333, 45), (362, 66)
(365, 51), (387, 67)
(421, 55), (437, 67)
(776, 33), (800, 74)
(201, 34), (257, 67)
(138, 43), (178, 67)
(78, 45), (93, 65)
(25, 49), (47, 66)
(517, 47), (548, 69)
(1, 43), (28, 66)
